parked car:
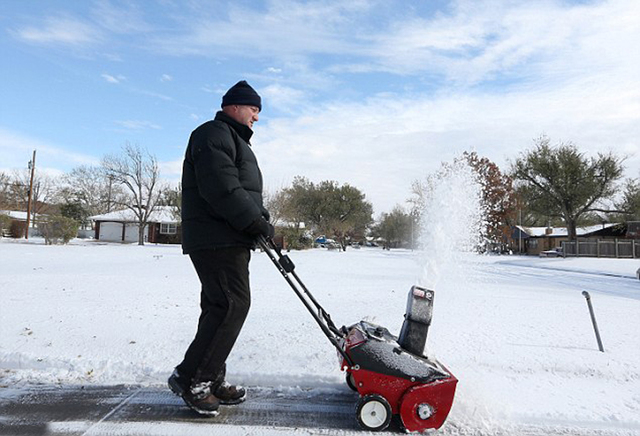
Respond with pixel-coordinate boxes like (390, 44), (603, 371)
(539, 247), (564, 257)
(314, 235), (328, 245)
(314, 235), (338, 248)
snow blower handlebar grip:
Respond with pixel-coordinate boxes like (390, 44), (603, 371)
(257, 236), (295, 272)
(278, 254), (295, 273)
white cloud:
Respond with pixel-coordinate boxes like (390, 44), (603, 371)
(151, 1), (368, 58)
(91, 0), (152, 35)
(201, 85), (219, 94)
(101, 73), (126, 84)
(257, 69), (640, 214)
(132, 89), (173, 101)
(0, 128), (99, 173)
(260, 84), (306, 113)
(114, 120), (162, 130)
(160, 74), (173, 82)
(11, 15), (101, 46)
(356, 0), (640, 87)
(158, 159), (183, 178)
(5, 0), (639, 215)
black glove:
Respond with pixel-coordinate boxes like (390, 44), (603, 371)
(244, 217), (275, 239)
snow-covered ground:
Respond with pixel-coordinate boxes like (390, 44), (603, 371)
(1, 237), (639, 435)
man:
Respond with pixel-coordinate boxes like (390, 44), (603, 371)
(169, 80), (274, 415)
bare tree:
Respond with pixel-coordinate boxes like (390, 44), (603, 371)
(0, 171), (14, 210)
(60, 165), (123, 217)
(101, 143), (163, 245)
(263, 186), (288, 227)
(10, 169), (57, 221)
(159, 183), (182, 222)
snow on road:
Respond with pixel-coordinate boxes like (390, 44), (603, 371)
(1, 238), (639, 435)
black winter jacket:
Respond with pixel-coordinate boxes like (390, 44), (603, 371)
(181, 111), (269, 253)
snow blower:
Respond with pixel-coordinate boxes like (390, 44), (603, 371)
(258, 237), (457, 432)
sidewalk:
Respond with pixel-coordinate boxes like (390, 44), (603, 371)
(0, 384), (364, 436)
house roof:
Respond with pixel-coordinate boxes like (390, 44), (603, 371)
(516, 223), (619, 237)
(0, 210), (29, 221)
(90, 206), (179, 224)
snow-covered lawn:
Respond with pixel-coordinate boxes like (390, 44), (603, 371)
(1, 238), (639, 434)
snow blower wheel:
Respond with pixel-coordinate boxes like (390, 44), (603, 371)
(356, 394), (392, 431)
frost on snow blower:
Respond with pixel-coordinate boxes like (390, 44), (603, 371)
(258, 237), (457, 433)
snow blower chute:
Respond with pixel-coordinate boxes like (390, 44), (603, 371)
(258, 237), (457, 432)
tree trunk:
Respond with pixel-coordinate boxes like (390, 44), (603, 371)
(567, 218), (578, 242)
(138, 223), (145, 246)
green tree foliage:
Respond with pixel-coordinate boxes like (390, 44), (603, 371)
(373, 206), (414, 249)
(38, 215), (79, 245)
(282, 177), (373, 250)
(612, 178), (640, 221)
(0, 214), (11, 236)
(512, 136), (624, 240)
(60, 201), (90, 228)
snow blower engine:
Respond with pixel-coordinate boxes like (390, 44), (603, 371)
(259, 237), (457, 432)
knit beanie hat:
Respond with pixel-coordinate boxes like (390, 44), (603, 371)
(221, 80), (262, 111)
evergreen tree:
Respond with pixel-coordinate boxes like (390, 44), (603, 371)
(512, 136), (624, 241)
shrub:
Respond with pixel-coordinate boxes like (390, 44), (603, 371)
(278, 226), (313, 250)
(38, 215), (79, 245)
(9, 220), (26, 238)
(0, 214), (11, 236)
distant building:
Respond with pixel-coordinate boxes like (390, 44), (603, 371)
(0, 210), (35, 222)
(510, 223), (627, 255)
(90, 206), (180, 244)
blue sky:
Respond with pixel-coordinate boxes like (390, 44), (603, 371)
(1, 0), (638, 214)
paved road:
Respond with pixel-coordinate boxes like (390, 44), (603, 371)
(0, 384), (384, 436)
(1, 385), (634, 436)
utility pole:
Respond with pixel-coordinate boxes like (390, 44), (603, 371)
(25, 150), (36, 239)
(518, 209), (522, 254)
(107, 175), (113, 213)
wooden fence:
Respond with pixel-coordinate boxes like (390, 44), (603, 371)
(562, 239), (640, 258)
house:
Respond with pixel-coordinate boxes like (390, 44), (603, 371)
(0, 210), (40, 237)
(90, 206), (181, 244)
(510, 223), (625, 255)
(0, 210), (30, 221)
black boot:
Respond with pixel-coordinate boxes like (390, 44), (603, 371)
(213, 381), (247, 405)
(168, 369), (220, 415)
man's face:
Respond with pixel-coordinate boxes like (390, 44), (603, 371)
(228, 105), (260, 128)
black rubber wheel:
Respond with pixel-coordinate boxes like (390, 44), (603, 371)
(356, 394), (392, 431)
(346, 372), (358, 392)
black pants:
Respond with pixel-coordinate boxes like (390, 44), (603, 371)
(177, 247), (251, 386)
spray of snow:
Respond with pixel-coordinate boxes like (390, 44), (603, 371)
(417, 157), (487, 290)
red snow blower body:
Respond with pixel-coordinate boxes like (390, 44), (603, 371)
(259, 237), (457, 432)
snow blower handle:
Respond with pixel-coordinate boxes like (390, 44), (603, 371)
(260, 236), (295, 273)
(257, 235), (354, 367)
